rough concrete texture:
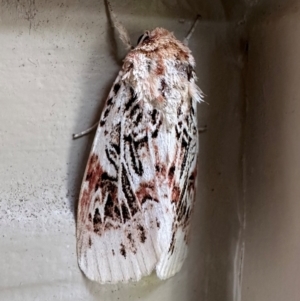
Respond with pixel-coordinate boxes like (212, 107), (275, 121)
(0, 0), (246, 300)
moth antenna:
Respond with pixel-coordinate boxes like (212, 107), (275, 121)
(73, 122), (98, 139)
(183, 14), (201, 46)
(106, 0), (133, 50)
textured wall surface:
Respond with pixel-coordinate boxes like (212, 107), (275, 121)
(242, 2), (300, 300)
(0, 1), (245, 300)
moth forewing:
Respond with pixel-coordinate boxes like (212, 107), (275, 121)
(76, 6), (202, 283)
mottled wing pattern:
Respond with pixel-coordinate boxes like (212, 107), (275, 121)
(156, 95), (198, 279)
(77, 73), (164, 283)
(77, 71), (198, 283)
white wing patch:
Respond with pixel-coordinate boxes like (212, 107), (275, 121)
(76, 27), (201, 284)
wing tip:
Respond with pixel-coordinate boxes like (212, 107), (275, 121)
(78, 252), (157, 284)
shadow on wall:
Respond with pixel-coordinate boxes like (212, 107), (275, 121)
(187, 22), (245, 301)
(242, 7), (300, 299)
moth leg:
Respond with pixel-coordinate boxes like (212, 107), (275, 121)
(183, 14), (201, 46)
(198, 125), (207, 133)
(105, 0), (133, 50)
(73, 122), (98, 139)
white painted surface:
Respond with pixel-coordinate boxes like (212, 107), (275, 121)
(0, 1), (245, 300)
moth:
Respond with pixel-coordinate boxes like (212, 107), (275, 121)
(75, 2), (203, 284)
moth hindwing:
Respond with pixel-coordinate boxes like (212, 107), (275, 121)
(76, 14), (203, 284)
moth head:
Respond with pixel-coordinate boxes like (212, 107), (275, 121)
(136, 31), (150, 46)
(132, 28), (193, 64)
(136, 28), (175, 47)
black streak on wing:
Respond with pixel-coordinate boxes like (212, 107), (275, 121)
(179, 127), (192, 179)
(121, 202), (130, 222)
(100, 92), (117, 127)
(121, 164), (139, 217)
(152, 129), (158, 138)
(125, 87), (137, 111)
(190, 101), (195, 116)
(120, 243), (126, 258)
(107, 97), (113, 106)
(104, 194), (114, 219)
(123, 134), (145, 176)
(111, 143), (120, 155)
(137, 225), (146, 243)
(105, 148), (119, 173)
(175, 127), (180, 140)
(141, 195), (159, 204)
(114, 205), (122, 221)
(93, 208), (102, 234)
(130, 104), (140, 118)
(151, 109), (158, 124)
(169, 232), (176, 254)
(101, 172), (117, 183)
(187, 65), (194, 81)
(168, 165), (176, 180)
(113, 83), (121, 94)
